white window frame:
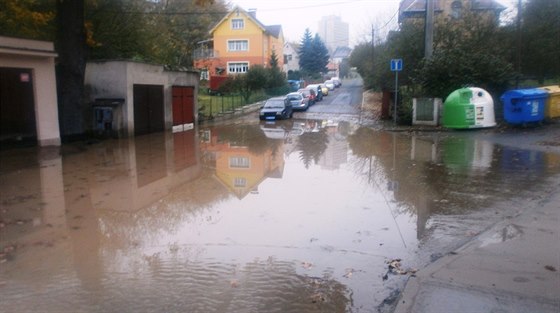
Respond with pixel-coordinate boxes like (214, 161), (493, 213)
(227, 62), (249, 74)
(200, 69), (209, 80)
(234, 177), (247, 187)
(229, 156), (250, 168)
(227, 39), (249, 52)
(231, 18), (244, 30)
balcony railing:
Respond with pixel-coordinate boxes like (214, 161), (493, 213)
(193, 49), (219, 60)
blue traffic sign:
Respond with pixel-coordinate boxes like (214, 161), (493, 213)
(391, 59), (403, 71)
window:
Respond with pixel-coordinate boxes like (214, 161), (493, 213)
(451, 1), (462, 19)
(284, 54), (292, 63)
(234, 177), (247, 187)
(228, 62), (249, 74)
(230, 156), (250, 168)
(201, 130), (211, 143)
(231, 18), (244, 30)
(228, 40), (248, 51)
(200, 69), (209, 80)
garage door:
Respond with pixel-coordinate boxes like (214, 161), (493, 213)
(133, 84), (164, 135)
(172, 86), (195, 131)
(0, 68), (36, 145)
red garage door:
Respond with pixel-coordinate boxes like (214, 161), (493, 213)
(172, 86), (195, 131)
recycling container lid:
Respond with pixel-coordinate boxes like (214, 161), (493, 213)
(501, 88), (548, 100)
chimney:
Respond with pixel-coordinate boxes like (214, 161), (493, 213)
(248, 8), (257, 19)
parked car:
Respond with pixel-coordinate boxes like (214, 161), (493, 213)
(298, 88), (316, 105)
(286, 92), (309, 111)
(287, 80), (303, 92)
(319, 84), (329, 96)
(259, 96), (293, 120)
(306, 84), (323, 101)
(331, 77), (341, 88)
(324, 80), (335, 91)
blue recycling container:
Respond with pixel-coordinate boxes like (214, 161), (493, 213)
(501, 88), (548, 124)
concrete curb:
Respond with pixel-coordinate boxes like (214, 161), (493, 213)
(394, 190), (560, 313)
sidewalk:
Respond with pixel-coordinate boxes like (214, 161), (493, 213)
(394, 191), (560, 313)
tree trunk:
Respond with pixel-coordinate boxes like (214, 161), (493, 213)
(55, 0), (86, 139)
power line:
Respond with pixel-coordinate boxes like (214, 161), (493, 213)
(374, 7), (400, 32)
(94, 9), (227, 15)
(236, 0), (373, 12)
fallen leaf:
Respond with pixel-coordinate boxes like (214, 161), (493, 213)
(302, 261), (313, 269)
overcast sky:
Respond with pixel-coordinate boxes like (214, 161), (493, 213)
(228, 0), (517, 46)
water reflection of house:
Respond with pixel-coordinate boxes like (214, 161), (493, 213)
(200, 127), (285, 199)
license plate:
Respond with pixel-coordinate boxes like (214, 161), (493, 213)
(265, 116), (275, 120)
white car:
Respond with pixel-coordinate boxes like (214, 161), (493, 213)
(324, 80), (335, 91)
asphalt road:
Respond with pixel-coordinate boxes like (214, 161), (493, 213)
(298, 78), (363, 115)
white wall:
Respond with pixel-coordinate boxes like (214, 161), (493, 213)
(85, 61), (199, 137)
(0, 36), (60, 146)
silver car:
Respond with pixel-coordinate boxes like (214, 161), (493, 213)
(286, 92), (309, 111)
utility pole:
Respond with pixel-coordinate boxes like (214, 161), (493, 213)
(424, 0), (434, 58)
(515, 0), (522, 88)
(372, 25), (375, 73)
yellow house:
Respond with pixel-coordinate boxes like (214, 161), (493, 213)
(194, 6), (284, 80)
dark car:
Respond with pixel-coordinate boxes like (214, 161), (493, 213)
(286, 92), (309, 111)
(297, 88), (315, 105)
(306, 84), (323, 101)
(259, 96), (293, 120)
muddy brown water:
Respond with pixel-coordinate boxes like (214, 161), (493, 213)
(1, 119), (559, 312)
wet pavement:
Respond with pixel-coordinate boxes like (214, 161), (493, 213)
(1, 117), (560, 312)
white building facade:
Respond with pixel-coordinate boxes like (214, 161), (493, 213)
(282, 42), (300, 73)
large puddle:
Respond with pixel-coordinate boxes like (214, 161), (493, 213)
(1, 119), (559, 312)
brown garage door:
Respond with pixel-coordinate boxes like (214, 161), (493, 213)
(172, 86), (195, 127)
(0, 68), (36, 144)
(133, 84), (164, 135)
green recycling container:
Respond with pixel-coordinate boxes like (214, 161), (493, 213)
(443, 88), (475, 129)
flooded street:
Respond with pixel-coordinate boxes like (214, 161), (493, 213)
(1, 119), (559, 312)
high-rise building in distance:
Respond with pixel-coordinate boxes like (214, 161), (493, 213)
(317, 15), (349, 53)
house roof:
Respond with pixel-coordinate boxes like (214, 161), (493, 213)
(265, 25), (283, 38)
(332, 46), (352, 59)
(399, 0), (506, 17)
(0, 35), (58, 58)
(400, 0), (444, 13)
(208, 6), (283, 39)
(471, 0), (506, 11)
